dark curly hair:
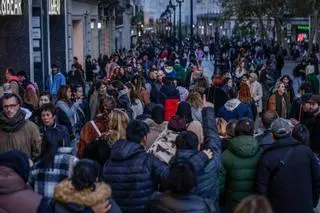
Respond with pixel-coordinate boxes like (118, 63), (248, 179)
(71, 159), (100, 191)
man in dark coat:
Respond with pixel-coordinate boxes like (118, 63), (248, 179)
(255, 118), (320, 213)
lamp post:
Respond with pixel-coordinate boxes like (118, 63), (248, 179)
(190, 0), (194, 56)
(176, 0), (184, 56)
(168, 0), (177, 39)
(165, 6), (172, 38)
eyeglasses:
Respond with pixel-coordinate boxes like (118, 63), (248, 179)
(3, 104), (18, 109)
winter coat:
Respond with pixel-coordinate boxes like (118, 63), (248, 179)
(219, 135), (262, 212)
(173, 64), (186, 82)
(255, 137), (320, 213)
(143, 118), (168, 149)
(306, 73), (319, 94)
(255, 129), (274, 150)
(217, 99), (253, 122)
(0, 166), (42, 213)
(250, 81), (263, 113)
(191, 107), (202, 122)
(102, 139), (169, 213)
(306, 111), (320, 154)
(29, 149), (78, 198)
(56, 100), (80, 131)
(0, 119), (42, 160)
(131, 99), (144, 119)
(206, 86), (229, 115)
(77, 115), (108, 158)
(267, 93), (291, 118)
(46, 72), (66, 96)
(146, 191), (216, 213)
(159, 84), (180, 105)
(173, 107), (221, 210)
(49, 179), (121, 213)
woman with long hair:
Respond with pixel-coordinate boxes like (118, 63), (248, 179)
(83, 108), (129, 166)
(280, 75), (295, 103)
(77, 95), (117, 158)
(56, 85), (81, 152)
(89, 81), (108, 120)
(31, 91), (52, 126)
(29, 128), (78, 198)
(238, 83), (258, 120)
(125, 82), (144, 119)
(267, 81), (291, 118)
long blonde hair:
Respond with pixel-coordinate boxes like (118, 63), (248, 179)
(102, 109), (129, 142)
(24, 87), (38, 109)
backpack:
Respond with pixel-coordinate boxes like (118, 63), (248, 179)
(164, 98), (179, 121)
(148, 128), (179, 164)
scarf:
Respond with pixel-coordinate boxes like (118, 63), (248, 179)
(0, 109), (26, 132)
(275, 92), (291, 118)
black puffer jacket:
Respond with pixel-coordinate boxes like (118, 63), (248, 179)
(255, 137), (320, 213)
(146, 192), (215, 213)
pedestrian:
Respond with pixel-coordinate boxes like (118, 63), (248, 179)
(219, 118), (262, 213)
(103, 120), (169, 213)
(45, 64), (66, 102)
(0, 150), (43, 213)
(217, 89), (253, 122)
(146, 162), (215, 213)
(267, 81), (291, 118)
(0, 93), (42, 160)
(249, 73), (263, 114)
(49, 159), (121, 213)
(29, 128), (78, 198)
(255, 118), (320, 213)
(255, 110), (278, 150)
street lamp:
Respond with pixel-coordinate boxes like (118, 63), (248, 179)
(190, 0), (194, 56)
(165, 7), (172, 37)
(176, 0), (184, 56)
(168, 0), (177, 39)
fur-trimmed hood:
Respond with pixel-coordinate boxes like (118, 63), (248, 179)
(54, 179), (111, 207)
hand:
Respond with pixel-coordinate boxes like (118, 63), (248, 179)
(202, 94), (207, 108)
(202, 149), (213, 160)
(91, 201), (112, 213)
(290, 118), (300, 126)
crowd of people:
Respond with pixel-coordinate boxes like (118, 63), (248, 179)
(0, 35), (320, 213)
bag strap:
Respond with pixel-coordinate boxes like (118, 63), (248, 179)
(90, 120), (102, 137)
(270, 147), (294, 182)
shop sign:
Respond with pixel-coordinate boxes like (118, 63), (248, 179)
(297, 25), (310, 31)
(0, 0), (22, 15)
(49, 0), (60, 15)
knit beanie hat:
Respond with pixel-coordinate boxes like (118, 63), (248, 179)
(0, 150), (30, 182)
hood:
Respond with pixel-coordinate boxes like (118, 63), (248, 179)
(161, 85), (179, 97)
(229, 135), (260, 157)
(224, 99), (241, 111)
(0, 166), (27, 194)
(21, 107), (32, 120)
(110, 139), (145, 160)
(177, 86), (189, 102)
(54, 179), (111, 207)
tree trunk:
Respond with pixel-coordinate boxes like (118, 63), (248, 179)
(257, 15), (271, 46)
(308, 9), (319, 54)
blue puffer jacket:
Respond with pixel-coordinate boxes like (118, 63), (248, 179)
(102, 140), (169, 213)
(173, 107), (221, 211)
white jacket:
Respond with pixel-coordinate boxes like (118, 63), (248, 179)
(250, 81), (263, 113)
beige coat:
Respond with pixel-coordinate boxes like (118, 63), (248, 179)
(144, 119), (168, 149)
(0, 121), (42, 159)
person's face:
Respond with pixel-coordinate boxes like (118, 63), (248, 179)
(41, 110), (55, 127)
(52, 67), (58, 73)
(310, 102), (319, 113)
(4, 71), (10, 81)
(249, 76), (254, 83)
(302, 102), (311, 112)
(67, 88), (72, 100)
(99, 84), (107, 95)
(120, 68), (125, 75)
(3, 97), (20, 118)
(157, 71), (164, 82)
(277, 83), (286, 95)
(282, 77), (289, 85)
(76, 87), (83, 99)
(150, 71), (158, 80)
(39, 95), (50, 107)
(227, 79), (233, 88)
(18, 75), (25, 83)
(242, 76), (248, 84)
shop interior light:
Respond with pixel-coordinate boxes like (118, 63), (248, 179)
(90, 22), (95, 29)
(97, 22), (102, 29)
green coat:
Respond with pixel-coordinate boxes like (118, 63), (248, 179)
(174, 64), (186, 82)
(306, 73), (319, 94)
(219, 135), (262, 213)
